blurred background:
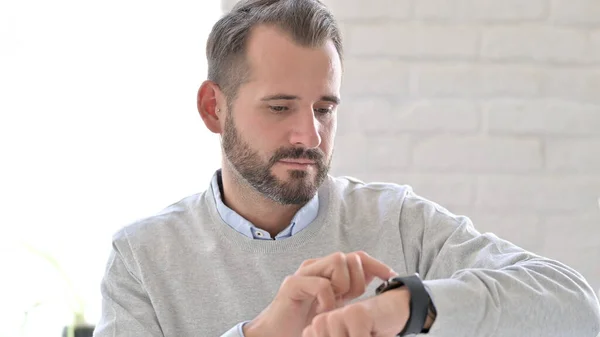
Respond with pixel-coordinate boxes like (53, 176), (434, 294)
(1, 0), (599, 335)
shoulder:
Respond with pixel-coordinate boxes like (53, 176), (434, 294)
(327, 175), (412, 199)
(327, 175), (465, 225)
(326, 175), (415, 219)
(112, 192), (206, 254)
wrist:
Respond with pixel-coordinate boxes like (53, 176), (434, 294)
(385, 287), (411, 315)
(373, 287), (411, 334)
(375, 274), (431, 336)
(242, 319), (265, 337)
(422, 287), (437, 332)
(423, 306), (436, 331)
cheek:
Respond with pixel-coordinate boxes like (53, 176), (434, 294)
(319, 120), (336, 155)
(244, 124), (281, 158)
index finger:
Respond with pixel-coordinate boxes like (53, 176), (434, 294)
(353, 251), (397, 283)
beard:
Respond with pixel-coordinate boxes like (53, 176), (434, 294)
(221, 112), (330, 205)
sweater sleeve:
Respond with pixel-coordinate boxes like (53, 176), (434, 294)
(93, 231), (248, 337)
(93, 241), (165, 337)
(398, 191), (600, 337)
(94, 245), (163, 337)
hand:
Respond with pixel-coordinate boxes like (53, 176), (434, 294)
(243, 251), (397, 337)
(301, 287), (411, 337)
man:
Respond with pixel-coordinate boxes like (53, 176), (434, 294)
(93, 0), (600, 336)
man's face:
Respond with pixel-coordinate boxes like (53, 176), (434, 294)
(221, 25), (341, 205)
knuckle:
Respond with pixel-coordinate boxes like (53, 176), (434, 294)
(300, 258), (316, 267)
(317, 277), (331, 290)
(330, 251), (346, 265)
(281, 275), (297, 288)
(312, 313), (328, 329)
(314, 277), (331, 290)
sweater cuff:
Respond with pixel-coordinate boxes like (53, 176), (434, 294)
(220, 321), (250, 337)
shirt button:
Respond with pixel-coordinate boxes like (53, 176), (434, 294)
(256, 232), (263, 237)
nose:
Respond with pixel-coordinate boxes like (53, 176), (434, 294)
(288, 108), (322, 149)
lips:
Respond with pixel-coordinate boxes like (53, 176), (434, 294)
(279, 159), (316, 165)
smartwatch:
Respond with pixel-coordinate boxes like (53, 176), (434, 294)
(375, 273), (433, 336)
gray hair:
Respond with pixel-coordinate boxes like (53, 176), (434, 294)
(206, 0), (343, 100)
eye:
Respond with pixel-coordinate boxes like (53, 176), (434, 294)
(314, 106), (334, 115)
(269, 106), (289, 113)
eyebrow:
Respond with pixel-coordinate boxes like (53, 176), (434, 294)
(260, 94), (341, 105)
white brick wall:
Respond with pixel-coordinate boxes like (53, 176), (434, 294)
(341, 59), (410, 95)
(482, 26), (591, 63)
(412, 136), (543, 172)
(413, 64), (542, 97)
(487, 99), (600, 135)
(221, 0), (600, 292)
(546, 140), (600, 172)
(345, 24), (480, 59)
(322, 0), (411, 20)
(549, 0), (600, 26)
(414, 0), (548, 22)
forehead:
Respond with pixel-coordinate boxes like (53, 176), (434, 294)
(242, 24), (342, 96)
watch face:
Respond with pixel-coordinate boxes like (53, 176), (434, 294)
(375, 280), (390, 295)
(375, 274), (421, 296)
(375, 277), (403, 295)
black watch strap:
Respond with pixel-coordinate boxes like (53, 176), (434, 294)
(375, 273), (430, 336)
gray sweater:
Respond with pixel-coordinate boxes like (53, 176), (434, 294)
(93, 175), (600, 337)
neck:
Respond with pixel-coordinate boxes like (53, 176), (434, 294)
(219, 167), (304, 238)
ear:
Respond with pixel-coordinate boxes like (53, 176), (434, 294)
(197, 80), (225, 134)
